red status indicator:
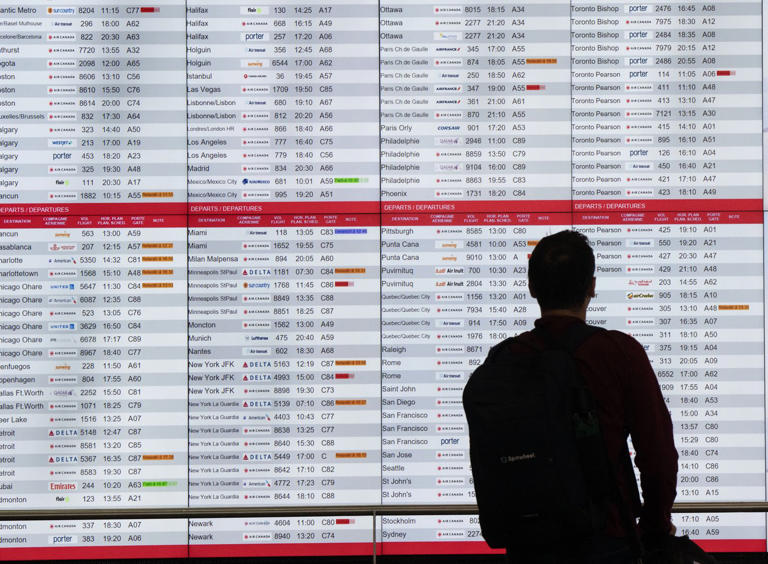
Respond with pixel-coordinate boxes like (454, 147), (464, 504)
(716, 70), (734, 76)
(334, 281), (354, 287)
(140, 6), (159, 13)
(335, 373), (354, 379)
(525, 84), (545, 91)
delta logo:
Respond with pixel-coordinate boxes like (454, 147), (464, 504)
(48, 455), (78, 463)
(49, 429), (77, 437)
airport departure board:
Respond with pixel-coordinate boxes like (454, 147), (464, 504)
(0, 0), (765, 558)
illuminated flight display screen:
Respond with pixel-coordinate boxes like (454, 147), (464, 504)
(0, 0), (765, 558)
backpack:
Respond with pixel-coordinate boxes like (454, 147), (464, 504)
(463, 323), (624, 550)
(642, 534), (718, 564)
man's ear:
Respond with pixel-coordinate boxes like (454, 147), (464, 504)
(588, 277), (596, 298)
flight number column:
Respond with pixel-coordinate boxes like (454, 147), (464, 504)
(380, 213), (568, 503)
(379, 0), (570, 210)
(186, 0), (379, 208)
(578, 211), (764, 502)
(187, 214), (381, 506)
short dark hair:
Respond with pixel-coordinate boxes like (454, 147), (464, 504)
(528, 230), (595, 310)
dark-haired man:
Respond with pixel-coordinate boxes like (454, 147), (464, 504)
(466, 230), (678, 563)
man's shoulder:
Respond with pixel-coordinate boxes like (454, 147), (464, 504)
(486, 323), (646, 357)
(594, 326), (646, 352)
(486, 333), (527, 360)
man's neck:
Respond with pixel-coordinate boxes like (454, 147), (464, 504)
(539, 308), (587, 322)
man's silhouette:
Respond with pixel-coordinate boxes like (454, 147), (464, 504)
(465, 230), (678, 563)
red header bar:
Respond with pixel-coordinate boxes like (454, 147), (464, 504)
(0, 210), (746, 228)
(696, 539), (766, 552)
(189, 214), (378, 228)
(0, 200), (760, 220)
(378, 538), (763, 556)
(189, 202), (379, 215)
(189, 542), (375, 557)
(0, 203), (186, 216)
(0, 538), (760, 560)
(383, 212), (571, 226)
(573, 199), (762, 212)
(380, 541), (504, 556)
(0, 545), (187, 561)
(382, 200), (571, 213)
(0, 215), (187, 228)
(575, 210), (762, 225)
(0, 199), (760, 217)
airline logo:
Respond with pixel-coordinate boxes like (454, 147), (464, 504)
(433, 6), (462, 14)
(242, 59), (269, 68)
(240, 6), (269, 15)
(434, 266), (465, 275)
(434, 31), (461, 40)
(242, 191), (271, 200)
(47, 192), (76, 202)
(49, 482), (76, 491)
(46, 33), (76, 41)
(48, 243), (76, 252)
(434, 189), (463, 198)
(241, 32), (269, 41)
(436, 371), (465, 380)
(47, 139), (74, 147)
(48, 535), (77, 544)
(626, 265), (653, 273)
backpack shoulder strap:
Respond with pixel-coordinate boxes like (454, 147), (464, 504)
(484, 329), (546, 363)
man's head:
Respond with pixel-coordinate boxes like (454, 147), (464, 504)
(528, 230), (595, 311)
